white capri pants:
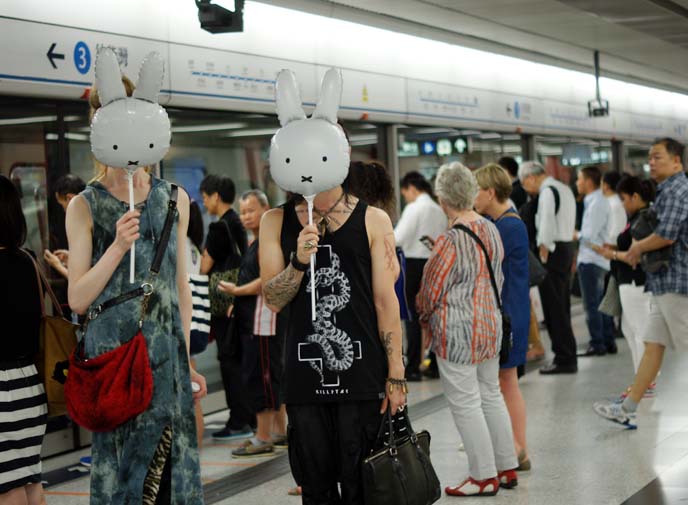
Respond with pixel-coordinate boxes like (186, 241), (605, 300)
(437, 357), (517, 480)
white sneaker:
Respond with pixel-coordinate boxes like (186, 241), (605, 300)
(593, 399), (637, 429)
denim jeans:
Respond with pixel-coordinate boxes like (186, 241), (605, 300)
(578, 263), (615, 351)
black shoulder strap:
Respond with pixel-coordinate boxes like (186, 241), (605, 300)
(87, 184), (178, 320)
(220, 217), (241, 260)
(453, 224), (502, 311)
(546, 185), (560, 214)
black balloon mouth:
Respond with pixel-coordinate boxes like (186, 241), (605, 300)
(128, 161), (139, 166)
(301, 176), (313, 183)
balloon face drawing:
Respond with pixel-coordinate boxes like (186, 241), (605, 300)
(269, 68), (350, 197)
(90, 48), (171, 171)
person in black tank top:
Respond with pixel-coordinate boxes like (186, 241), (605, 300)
(260, 185), (406, 504)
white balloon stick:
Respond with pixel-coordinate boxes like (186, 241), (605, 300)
(304, 195), (316, 321)
(127, 171), (135, 284)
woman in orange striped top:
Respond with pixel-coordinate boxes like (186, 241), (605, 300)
(418, 162), (518, 497)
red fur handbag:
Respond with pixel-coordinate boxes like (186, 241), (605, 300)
(65, 331), (153, 432)
(64, 185), (178, 432)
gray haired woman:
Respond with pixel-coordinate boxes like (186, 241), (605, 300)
(417, 162), (518, 497)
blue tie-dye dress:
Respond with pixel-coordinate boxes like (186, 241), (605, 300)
(79, 176), (203, 504)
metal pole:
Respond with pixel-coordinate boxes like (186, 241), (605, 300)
(521, 133), (536, 161)
(611, 140), (624, 173)
(385, 124), (401, 222)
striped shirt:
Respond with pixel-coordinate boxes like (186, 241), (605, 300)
(418, 218), (504, 365)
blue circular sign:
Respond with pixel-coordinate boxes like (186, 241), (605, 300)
(73, 41), (91, 74)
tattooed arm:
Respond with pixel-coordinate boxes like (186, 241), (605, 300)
(259, 208), (319, 312)
(367, 207), (406, 414)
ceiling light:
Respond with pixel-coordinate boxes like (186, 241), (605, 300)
(224, 128), (277, 138)
(171, 122), (248, 133)
(0, 115), (58, 126)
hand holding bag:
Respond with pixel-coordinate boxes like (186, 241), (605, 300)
(362, 407), (441, 505)
(208, 220), (241, 317)
(64, 185), (178, 432)
(454, 224), (512, 365)
(22, 250), (78, 417)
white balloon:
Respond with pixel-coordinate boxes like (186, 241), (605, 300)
(269, 68), (349, 197)
(90, 48), (171, 172)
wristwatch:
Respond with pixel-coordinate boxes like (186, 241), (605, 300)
(290, 251), (309, 272)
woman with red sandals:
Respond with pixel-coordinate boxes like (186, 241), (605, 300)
(418, 162), (519, 497)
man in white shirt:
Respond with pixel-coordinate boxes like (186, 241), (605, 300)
(395, 171), (447, 381)
(519, 161), (578, 374)
(575, 166), (615, 357)
(602, 171), (628, 245)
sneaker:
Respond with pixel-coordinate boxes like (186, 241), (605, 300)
(593, 399), (637, 429)
(272, 435), (288, 450)
(231, 439), (274, 458)
(212, 425), (253, 441)
(79, 456), (92, 467)
(498, 469), (518, 489)
(445, 477), (499, 497)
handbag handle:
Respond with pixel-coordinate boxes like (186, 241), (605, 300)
(453, 224), (503, 312)
(374, 406), (421, 454)
(21, 248), (64, 319)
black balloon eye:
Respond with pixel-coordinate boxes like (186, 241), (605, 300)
(149, 143), (154, 149)
(322, 156), (328, 162)
(285, 158), (291, 164)
(112, 144), (118, 150)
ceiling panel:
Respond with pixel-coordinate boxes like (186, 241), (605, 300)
(317, 0), (688, 91)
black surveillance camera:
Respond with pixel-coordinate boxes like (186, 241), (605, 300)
(588, 99), (610, 118)
(196, 0), (244, 33)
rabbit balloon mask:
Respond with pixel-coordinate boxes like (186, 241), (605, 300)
(269, 68), (350, 197)
(90, 48), (170, 171)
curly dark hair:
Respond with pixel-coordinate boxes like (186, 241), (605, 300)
(344, 160), (396, 216)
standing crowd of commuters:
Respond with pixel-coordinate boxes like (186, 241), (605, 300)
(3, 133), (688, 504)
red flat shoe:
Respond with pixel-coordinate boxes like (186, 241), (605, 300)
(498, 469), (518, 489)
(445, 477), (499, 497)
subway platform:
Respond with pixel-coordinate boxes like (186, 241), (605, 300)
(40, 301), (688, 504)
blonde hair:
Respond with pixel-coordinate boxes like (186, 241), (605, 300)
(474, 163), (513, 203)
(89, 75), (153, 182)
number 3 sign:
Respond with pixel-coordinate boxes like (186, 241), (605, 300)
(74, 41), (91, 75)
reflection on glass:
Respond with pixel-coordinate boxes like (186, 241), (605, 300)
(10, 164), (49, 256)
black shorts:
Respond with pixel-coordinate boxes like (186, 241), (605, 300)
(241, 333), (284, 412)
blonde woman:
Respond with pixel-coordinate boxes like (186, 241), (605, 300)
(474, 163), (531, 471)
(418, 162), (518, 497)
(66, 78), (206, 504)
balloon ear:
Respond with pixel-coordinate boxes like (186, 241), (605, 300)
(275, 70), (306, 127)
(133, 52), (164, 103)
(312, 68), (342, 124)
(95, 48), (126, 106)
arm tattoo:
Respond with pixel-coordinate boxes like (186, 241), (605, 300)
(264, 263), (304, 310)
(383, 233), (396, 271)
(380, 331), (394, 356)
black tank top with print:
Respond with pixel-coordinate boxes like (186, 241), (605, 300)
(280, 198), (387, 404)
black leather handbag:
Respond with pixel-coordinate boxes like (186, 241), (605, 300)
(362, 407), (441, 505)
(630, 207), (671, 274)
(454, 224), (512, 365)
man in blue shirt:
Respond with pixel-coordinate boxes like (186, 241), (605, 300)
(575, 166), (615, 356)
(594, 138), (688, 429)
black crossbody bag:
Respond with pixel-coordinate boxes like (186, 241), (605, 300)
(454, 224), (512, 365)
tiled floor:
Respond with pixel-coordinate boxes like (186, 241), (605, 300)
(42, 302), (688, 504)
